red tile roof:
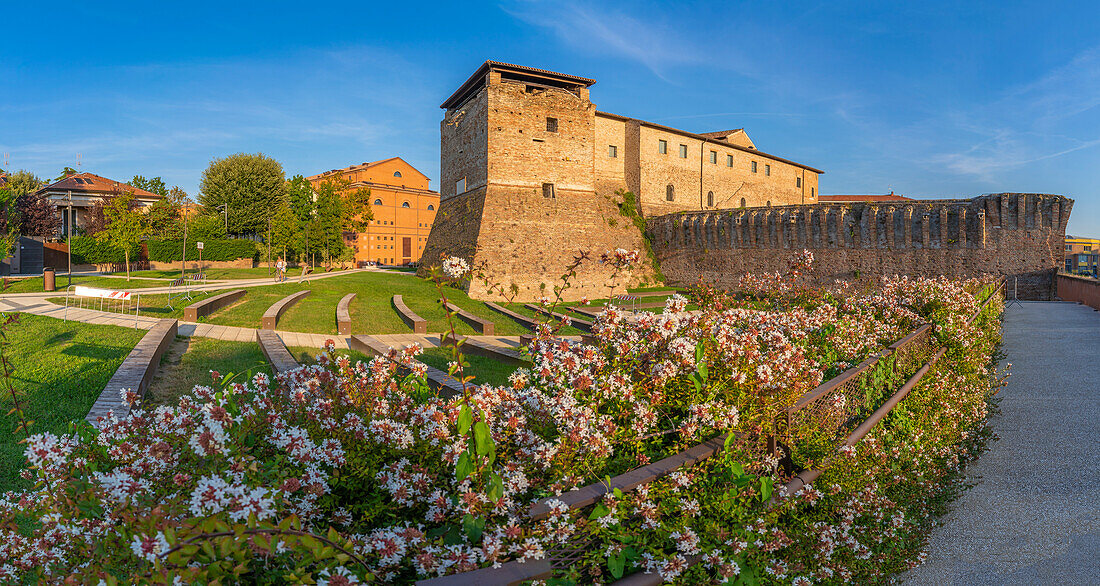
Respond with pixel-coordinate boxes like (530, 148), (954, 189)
(819, 193), (914, 203)
(38, 172), (160, 199)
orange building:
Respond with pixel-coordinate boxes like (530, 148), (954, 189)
(307, 157), (439, 266)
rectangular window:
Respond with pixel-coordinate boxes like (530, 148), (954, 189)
(751, 161), (758, 173)
(542, 183), (555, 199)
(609, 145), (618, 158)
(679, 144), (688, 158)
(455, 177), (466, 195)
(727, 154), (733, 167)
(659, 140), (667, 154)
(546, 117), (558, 132)
(765, 164), (771, 176)
(811, 187), (815, 197)
(709, 150), (717, 164)
(796, 176), (802, 188)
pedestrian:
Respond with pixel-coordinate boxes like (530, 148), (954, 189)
(276, 257), (287, 282)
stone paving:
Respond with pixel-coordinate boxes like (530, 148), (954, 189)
(906, 301), (1099, 585)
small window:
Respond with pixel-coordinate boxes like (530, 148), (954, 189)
(765, 164), (771, 176)
(608, 145), (618, 158)
(709, 151), (717, 164)
(393, 171), (402, 178)
(707, 191), (714, 207)
(796, 176), (802, 188)
(659, 140), (668, 154)
(373, 198), (383, 206)
(751, 161), (758, 173)
(666, 184), (675, 202)
(740, 197), (747, 208)
(401, 201), (410, 208)
(679, 144), (688, 158)
(456, 177), (466, 195)
(427, 204), (435, 211)
(727, 154), (733, 167)
(542, 183), (555, 199)
(810, 187), (815, 198)
(766, 200), (772, 207)
(546, 117), (558, 132)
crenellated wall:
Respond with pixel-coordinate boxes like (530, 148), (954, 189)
(649, 193), (1074, 300)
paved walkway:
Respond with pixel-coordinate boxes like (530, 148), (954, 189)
(906, 301), (1099, 585)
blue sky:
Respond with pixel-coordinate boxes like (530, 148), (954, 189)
(2, 0), (1098, 235)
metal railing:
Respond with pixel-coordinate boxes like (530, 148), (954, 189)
(63, 285), (142, 328)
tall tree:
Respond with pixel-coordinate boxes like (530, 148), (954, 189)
(96, 191), (148, 280)
(130, 175), (169, 197)
(55, 167), (77, 181)
(199, 153), (286, 236)
(269, 199), (300, 263)
(16, 193), (58, 237)
(145, 198), (182, 238)
(286, 175), (315, 225)
(5, 170), (43, 197)
(0, 187), (19, 259)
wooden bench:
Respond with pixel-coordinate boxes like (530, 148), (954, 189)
(258, 329), (299, 375)
(336, 293), (356, 335)
(86, 318), (178, 425)
(183, 289), (246, 321)
(350, 335), (465, 397)
(261, 290), (310, 330)
(523, 303), (593, 332)
(484, 301), (540, 331)
(441, 334), (528, 365)
(392, 294), (427, 333)
(442, 300), (495, 335)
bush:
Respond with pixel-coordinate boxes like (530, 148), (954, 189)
(146, 238), (258, 262)
(69, 236), (139, 265)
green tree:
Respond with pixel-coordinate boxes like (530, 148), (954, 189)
(199, 153), (286, 236)
(0, 187), (19, 259)
(5, 170), (44, 197)
(286, 175), (315, 224)
(129, 175), (169, 197)
(342, 185), (374, 233)
(188, 214), (228, 241)
(146, 198), (182, 238)
(312, 180), (345, 267)
(269, 199), (300, 264)
(96, 191), (148, 280)
(55, 167), (77, 181)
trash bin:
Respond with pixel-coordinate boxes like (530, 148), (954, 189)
(43, 267), (55, 292)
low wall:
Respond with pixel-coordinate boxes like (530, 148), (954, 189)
(1057, 273), (1100, 310)
(147, 259), (255, 271)
(86, 319), (178, 425)
(650, 193), (1073, 300)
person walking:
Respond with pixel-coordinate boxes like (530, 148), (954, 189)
(276, 257), (287, 283)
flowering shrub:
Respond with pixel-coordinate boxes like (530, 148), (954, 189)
(0, 251), (1003, 584)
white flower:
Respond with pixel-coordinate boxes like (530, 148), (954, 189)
(130, 531), (170, 562)
(442, 257), (469, 279)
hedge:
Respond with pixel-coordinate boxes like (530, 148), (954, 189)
(145, 239), (258, 262)
(69, 237), (140, 265)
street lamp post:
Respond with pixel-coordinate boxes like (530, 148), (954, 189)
(66, 190), (72, 287)
(216, 203), (228, 234)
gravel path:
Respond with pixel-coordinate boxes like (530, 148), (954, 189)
(905, 301), (1099, 585)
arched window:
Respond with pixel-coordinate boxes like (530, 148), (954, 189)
(666, 184), (675, 202)
(401, 201), (410, 208)
(427, 204), (435, 211)
(740, 197), (747, 208)
(393, 171), (402, 178)
(766, 200), (772, 207)
(373, 199), (383, 206)
(707, 191), (714, 207)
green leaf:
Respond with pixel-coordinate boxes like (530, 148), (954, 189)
(455, 452), (473, 482)
(487, 473), (504, 502)
(457, 404), (473, 435)
(608, 551), (626, 578)
(588, 504), (611, 520)
(473, 421), (493, 456)
(462, 514), (485, 542)
(759, 477), (774, 502)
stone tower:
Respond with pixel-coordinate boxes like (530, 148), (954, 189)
(420, 61), (652, 301)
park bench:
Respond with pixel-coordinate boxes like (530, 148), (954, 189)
(392, 295), (427, 333)
(183, 289), (245, 322)
(257, 329), (300, 376)
(336, 293), (356, 335)
(523, 303), (593, 332)
(484, 301), (540, 331)
(441, 333), (528, 365)
(261, 290), (310, 330)
(441, 300), (495, 335)
(350, 335), (465, 397)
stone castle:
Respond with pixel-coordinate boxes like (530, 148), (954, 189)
(422, 61), (1073, 300)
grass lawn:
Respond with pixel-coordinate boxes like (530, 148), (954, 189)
(145, 338), (273, 408)
(2, 275), (176, 294)
(124, 267), (350, 281)
(0, 314), (146, 490)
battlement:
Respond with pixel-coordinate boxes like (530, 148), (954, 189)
(650, 193), (1074, 299)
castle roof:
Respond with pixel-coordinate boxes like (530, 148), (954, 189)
(442, 60), (596, 110)
(306, 156), (431, 183)
(37, 172), (160, 199)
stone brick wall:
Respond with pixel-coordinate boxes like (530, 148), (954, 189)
(650, 193), (1073, 300)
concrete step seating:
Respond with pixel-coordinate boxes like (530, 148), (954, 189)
(336, 293), (356, 335)
(524, 303), (593, 332)
(258, 329), (300, 375)
(87, 318), (178, 425)
(484, 301), (540, 330)
(442, 300), (495, 335)
(392, 294), (427, 333)
(183, 289), (246, 321)
(351, 334), (466, 398)
(441, 333), (529, 365)
(262, 290), (310, 330)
